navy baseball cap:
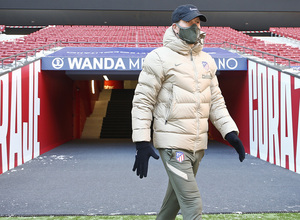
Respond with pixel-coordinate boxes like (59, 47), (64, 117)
(172, 4), (207, 23)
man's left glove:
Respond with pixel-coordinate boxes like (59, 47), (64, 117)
(132, 141), (159, 179)
(225, 131), (245, 162)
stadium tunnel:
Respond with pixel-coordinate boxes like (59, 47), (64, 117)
(40, 46), (249, 143)
(0, 0), (299, 182)
(1, 44), (299, 175)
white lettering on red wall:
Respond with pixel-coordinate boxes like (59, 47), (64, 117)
(0, 61), (40, 174)
(296, 77), (300, 173)
(248, 60), (300, 173)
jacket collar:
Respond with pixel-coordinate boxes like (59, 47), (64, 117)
(163, 26), (203, 56)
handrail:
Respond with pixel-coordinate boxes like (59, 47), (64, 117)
(60, 41), (163, 45)
(1, 41), (299, 71)
(0, 41), (61, 69)
(223, 42), (300, 68)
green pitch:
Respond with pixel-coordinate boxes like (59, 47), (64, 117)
(0, 213), (300, 220)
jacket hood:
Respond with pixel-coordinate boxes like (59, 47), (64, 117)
(163, 26), (204, 55)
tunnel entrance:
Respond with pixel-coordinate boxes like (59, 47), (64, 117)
(41, 46), (248, 140)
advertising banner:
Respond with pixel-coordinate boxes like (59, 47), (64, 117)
(0, 60), (75, 175)
(42, 47), (247, 71)
(0, 61), (41, 174)
(248, 60), (300, 173)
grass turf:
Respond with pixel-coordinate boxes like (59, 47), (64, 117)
(0, 213), (299, 220)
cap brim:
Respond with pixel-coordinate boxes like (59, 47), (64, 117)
(182, 11), (207, 22)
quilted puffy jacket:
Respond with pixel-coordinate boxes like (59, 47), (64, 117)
(132, 26), (238, 153)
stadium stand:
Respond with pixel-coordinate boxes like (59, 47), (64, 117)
(1, 25), (300, 68)
(270, 27), (300, 41)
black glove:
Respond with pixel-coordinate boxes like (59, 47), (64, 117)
(225, 131), (245, 162)
(132, 141), (159, 179)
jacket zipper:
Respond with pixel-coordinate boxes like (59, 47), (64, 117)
(190, 48), (200, 155)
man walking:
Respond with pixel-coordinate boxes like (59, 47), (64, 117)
(132, 4), (245, 220)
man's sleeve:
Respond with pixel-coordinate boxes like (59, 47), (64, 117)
(131, 50), (164, 142)
(209, 60), (239, 139)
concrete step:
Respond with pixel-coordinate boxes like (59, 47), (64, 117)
(81, 89), (112, 139)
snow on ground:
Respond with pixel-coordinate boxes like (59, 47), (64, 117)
(254, 36), (300, 49)
(0, 34), (25, 42)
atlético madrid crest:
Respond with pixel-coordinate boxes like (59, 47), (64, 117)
(202, 61), (210, 71)
(176, 152), (184, 163)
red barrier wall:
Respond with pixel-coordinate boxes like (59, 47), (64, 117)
(0, 61), (43, 174)
(73, 80), (100, 138)
(209, 70), (250, 153)
(0, 60), (100, 174)
(248, 60), (299, 173)
(1, 58), (298, 174)
(210, 62), (299, 174)
(38, 69), (74, 153)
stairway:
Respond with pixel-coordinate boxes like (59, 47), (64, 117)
(81, 89), (111, 139)
(100, 89), (134, 139)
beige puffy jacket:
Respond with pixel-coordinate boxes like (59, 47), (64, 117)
(132, 26), (238, 153)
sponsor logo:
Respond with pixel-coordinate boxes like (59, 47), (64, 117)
(45, 57), (145, 71)
(52, 58), (64, 69)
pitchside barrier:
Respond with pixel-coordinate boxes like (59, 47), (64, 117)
(0, 44), (299, 175)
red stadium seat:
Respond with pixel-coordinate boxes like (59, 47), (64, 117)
(0, 25), (299, 68)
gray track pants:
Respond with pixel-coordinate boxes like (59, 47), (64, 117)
(156, 148), (205, 220)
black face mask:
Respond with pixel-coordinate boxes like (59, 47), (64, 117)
(176, 23), (200, 44)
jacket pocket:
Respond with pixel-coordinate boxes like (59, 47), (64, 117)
(165, 85), (174, 124)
